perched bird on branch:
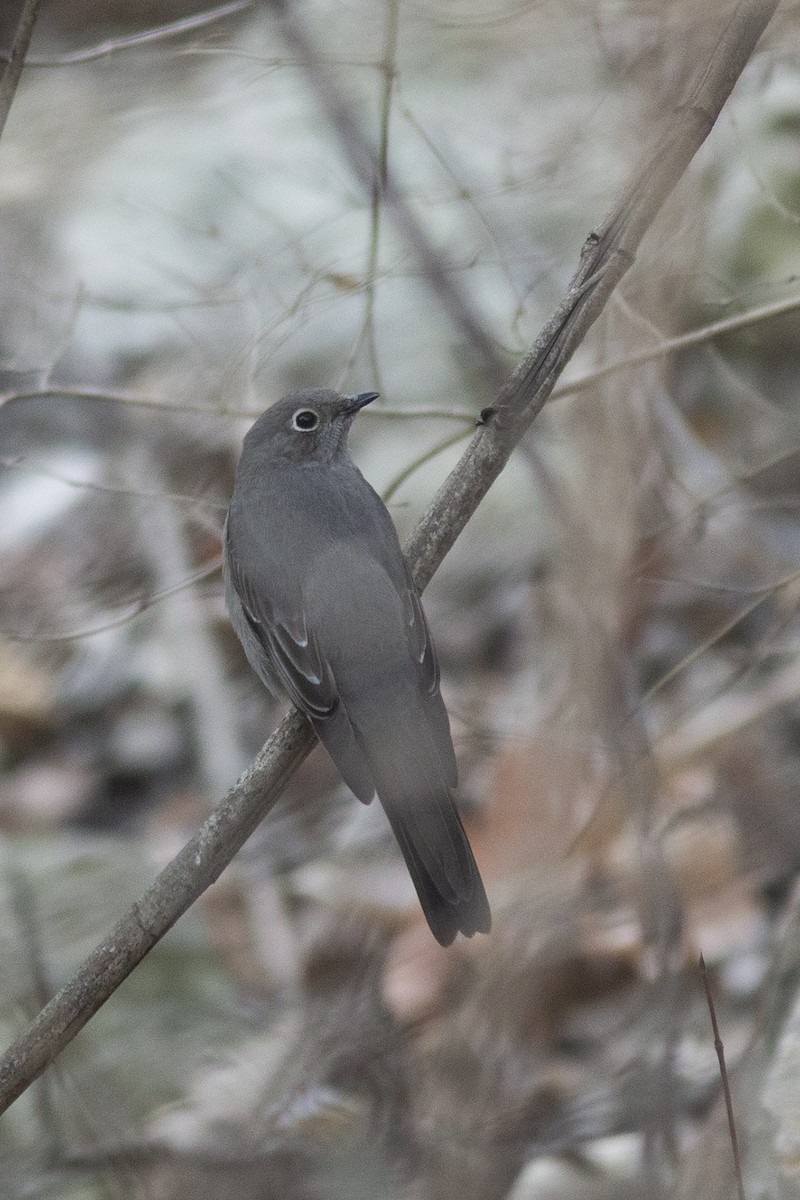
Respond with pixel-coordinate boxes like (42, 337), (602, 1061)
(223, 388), (490, 945)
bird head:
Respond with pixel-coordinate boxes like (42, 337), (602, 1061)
(242, 388), (379, 466)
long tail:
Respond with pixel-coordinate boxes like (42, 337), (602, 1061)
(316, 696), (491, 945)
(356, 710), (491, 945)
(379, 784), (491, 946)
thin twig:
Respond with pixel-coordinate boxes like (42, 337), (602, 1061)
(383, 427), (470, 503)
(0, 0), (252, 67)
(3, 848), (60, 1156)
(8, 560), (222, 644)
(699, 953), (746, 1200)
(0, 385), (247, 417)
(552, 291), (800, 402)
(0, 384), (476, 422)
(272, 0), (507, 378)
(0, 0), (779, 1116)
(398, 98), (529, 314)
(659, 646), (800, 769)
(364, 0), (398, 389)
(334, 0), (399, 393)
(4, 289), (800, 422)
(642, 568), (800, 703)
(0, 0), (41, 141)
(403, 0), (778, 594)
(0, 454), (225, 510)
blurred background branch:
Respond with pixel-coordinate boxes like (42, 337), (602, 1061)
(0, 0), (41, 138)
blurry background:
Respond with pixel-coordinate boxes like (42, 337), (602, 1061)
(1, 0), (800, 1197)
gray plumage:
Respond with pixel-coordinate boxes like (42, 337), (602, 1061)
(223, 387), (491, 945)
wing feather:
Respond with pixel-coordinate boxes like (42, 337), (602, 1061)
(401, 568), (439, 696)
(224, 520), (337, 719)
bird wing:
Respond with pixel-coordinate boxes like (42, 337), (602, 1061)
(400, 563), (440, 697)
(224, 519), (338, 719)
(355, 483), (441, 699)
(394, 560), (455, 785)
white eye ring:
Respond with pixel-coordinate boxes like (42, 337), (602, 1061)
(291, 408), (320, 432)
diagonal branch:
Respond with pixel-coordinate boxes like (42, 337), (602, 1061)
(0, 0), (778, 1116)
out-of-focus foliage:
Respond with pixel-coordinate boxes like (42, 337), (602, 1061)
(2, 1), (800, 1197)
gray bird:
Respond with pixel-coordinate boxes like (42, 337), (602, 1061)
(223, 387), (491, 945)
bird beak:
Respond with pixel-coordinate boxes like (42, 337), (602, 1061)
(343, 391), (379, 414)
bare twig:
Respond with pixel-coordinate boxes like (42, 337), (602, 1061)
(699, 953), (747, 1200)
(5, 286), (800, 422)
(3, 849), (59, 1155)
(272, 0), (507, 378)
(552, 291), (800, 403)
(660, 644), (800, 769)
(383, 427), (470, 503)
(643, 566), (800, 705)
(405, 2), (779, 590)
(0, 0), (778, 1116)
(8, 560), (222, 644)
(0, 385), (246, 417)
(0, 0), (40, 140)
(0, 454), (225, 509)
(398, 98), (529, 314)
(0, 0), (253, 67)
(362, 0), (398, 389)
(0, 384), (477, 422)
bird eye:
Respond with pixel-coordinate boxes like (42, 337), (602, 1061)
(291, 408), (320, 432)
